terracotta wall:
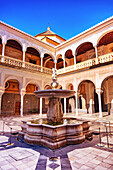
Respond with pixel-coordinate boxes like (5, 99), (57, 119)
(45, 60), (54, 68)
(5, 46), (23, 60)
(25, 53), (41, 65)
(0, 44), (2, 55)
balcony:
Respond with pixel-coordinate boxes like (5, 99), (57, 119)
(0, 53), (113, 76)
(0, 55), (52, 74)
(57, 52), (113, 75)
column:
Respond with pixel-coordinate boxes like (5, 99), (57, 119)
(22, 45), (26, 67)
(94, 45), (98, 64)
(0, 88), (4, 114)
(74, 54), (76, 69)
(41, 53), (43, 72)
(40, 97), (42, 116)
(89, 99), (95, 114)
(64, 98), (66, 114)
(1, 42), (6, 62)
(55, 60), (57, 70)
(63, 58), (65, 73)
(20, 88), (26, 117)
(73, 51), (76, 70)
(75, 92), (78, 116)
(96, 88), (102, 118)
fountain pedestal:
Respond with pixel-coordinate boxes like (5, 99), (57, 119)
(47, 97), (63, 124)
(18, 69), (92, 149)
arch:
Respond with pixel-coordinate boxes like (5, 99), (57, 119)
(56, 54), (63, 60)
(6, 38), (23, 49)
(100, 73), (113, 88)
(77, 79), (97, 114)
(43, 53), (55, 68)
(26, 47), (41, 65)
(26, 83), (38, 94)
(76, 42), (94, 56)
(75, 42), (95, 63)
(57, 57), (64, 69)
(66, 83), (74, 90)
(4, 76), (22, 91)
(77, 78), (96, 90)
(65, 49), (74, 66)
(44, 85), (52, 89)
(2, 79), (21, 115)
(26, 46), (41, 57)
(43, 53), (54, 61)
(65, 49), (73, 59)
(5, 39), (23, 60)
(97, 30), (113, 45)
(25, 80), (40, 90)
(101, 75), (113, 114)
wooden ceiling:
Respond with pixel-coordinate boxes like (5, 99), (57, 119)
(98, 32), (113, 46)
(76, 42), (94, 56)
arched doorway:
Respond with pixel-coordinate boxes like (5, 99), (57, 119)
(5, 39), (22, 60)
(78, 80), (98, 114)
(101, 76), (113, 115)
(2, 79), (21, 115)
(24, 83), (39, 114)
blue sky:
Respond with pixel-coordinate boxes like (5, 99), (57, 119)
(0, 0), (113, 40)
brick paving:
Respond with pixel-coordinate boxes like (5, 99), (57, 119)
(0, 114), (113, 170)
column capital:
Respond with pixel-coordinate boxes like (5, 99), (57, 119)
(2, 35), (7, 45)
(0, 86), (5, 96)
(96, 88), (103, 94)
(22, 44), (27, 52)
(41, 53), (44, 58)
(20, 88), (26, 96)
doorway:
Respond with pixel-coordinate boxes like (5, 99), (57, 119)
(15, 102), (20, 115)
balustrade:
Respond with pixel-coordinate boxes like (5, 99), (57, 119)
(0, 53), (113, 75)
(57, 52), (113, 75)
(0, 55), (52, 74)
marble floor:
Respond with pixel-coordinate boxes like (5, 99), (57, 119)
(0, 114), (113, 170)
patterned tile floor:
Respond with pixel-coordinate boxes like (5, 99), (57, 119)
(0, 114), (113, 170)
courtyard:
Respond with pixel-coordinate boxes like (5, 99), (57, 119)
(0, 113), (113, 170)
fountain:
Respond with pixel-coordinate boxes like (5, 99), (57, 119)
(18, 69), (92, 149)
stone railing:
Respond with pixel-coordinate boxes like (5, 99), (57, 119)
(57, 52), (113, 75)
(0, 53), (113, 75)
(0, 55), (52, 74)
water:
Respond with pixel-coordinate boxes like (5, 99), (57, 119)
(30, 118), (83, 126)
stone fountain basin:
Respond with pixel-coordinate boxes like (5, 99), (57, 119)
(34, 89), (75, 98)
(19, 118), (92, 150)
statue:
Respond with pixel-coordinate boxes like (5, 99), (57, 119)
(52, 68), (57, 80)
(51, 68), (58, 89)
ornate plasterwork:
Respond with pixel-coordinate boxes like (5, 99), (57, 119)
(0, 29), (55, 59)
